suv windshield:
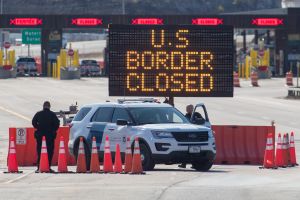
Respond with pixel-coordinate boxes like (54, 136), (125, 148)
(73, 107), (91, 121)
(128, 107), (189, 125)
(81, 60), (98, 65)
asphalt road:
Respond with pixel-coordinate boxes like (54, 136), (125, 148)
(0, 77), (299, 200)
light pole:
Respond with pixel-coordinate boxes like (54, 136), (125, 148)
(1, 0), (3, 52)
(0, 0), (3, 15)
(122, 0), (125, 15)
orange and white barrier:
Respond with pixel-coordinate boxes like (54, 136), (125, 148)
(233, 72), (240, 87)
(286, 72), (293, 86)
(251, 71), (259, 87)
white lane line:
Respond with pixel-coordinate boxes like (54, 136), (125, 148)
(5, 171), (34, 184)
(0, 106), (31, 122)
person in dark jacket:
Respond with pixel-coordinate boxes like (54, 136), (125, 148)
(185, 104), (203, 122)
(32, 101), (60, 173)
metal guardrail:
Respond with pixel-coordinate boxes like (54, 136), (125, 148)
(287, 87), (300, 98)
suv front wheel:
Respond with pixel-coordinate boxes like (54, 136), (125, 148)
(191, 160), (213, 171)
(140, 143), (155, 171)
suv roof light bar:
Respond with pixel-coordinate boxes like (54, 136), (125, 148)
(118, 98), (159, 104)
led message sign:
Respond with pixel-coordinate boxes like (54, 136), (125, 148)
(108, 25), (233, 97)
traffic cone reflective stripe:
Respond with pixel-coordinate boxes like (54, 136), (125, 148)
(131, 137), (143, 174)
(103, 135), (113, 173)
(90, 137), (100, 173)
(263, 133), (275, 169)
(7, 137), (20, 173)
(58, 136), (68, 173)
(134, 147), (140, 154)
(289, 132), (298, 166)
(39, 136), (50, 173)
(9, 140), (16, 154)
(114, 144), (123, 173)
(124, 137), (133, 173)
(59, 140), (65, 154)
(265, 137), (273, 150)
(76, 137), (87, 173)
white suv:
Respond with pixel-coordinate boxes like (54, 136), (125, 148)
(68, 99), (216, 171)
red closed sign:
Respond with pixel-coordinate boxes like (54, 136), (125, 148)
(68, 49), (74, 56)
(4, 42), (11, 49)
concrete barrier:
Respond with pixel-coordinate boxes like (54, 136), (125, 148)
(0, 68), (17, 79)
(60, 68), (80, 80)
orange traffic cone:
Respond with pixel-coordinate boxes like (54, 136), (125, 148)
(39, 136), (50, 173)
(114, 144), (123, 173)
(6, 137), (22, 173)
(90, 137), (100, 173)
(103, 135), (113, 173)
(282, 134), (289, 167)
(131, 137), (144, 174)
(289, 132), (298, 166)
(124, 137), (133, 173)
(76, 137), (87, 173)
(286, 133), (291, 166)
(262, 133), (276, 169)
(58, 136), (68, 173)
(275, 133), (285, 167)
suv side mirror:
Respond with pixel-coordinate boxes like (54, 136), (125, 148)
(116, 119), (128, 126)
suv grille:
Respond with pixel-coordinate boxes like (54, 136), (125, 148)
(172, 131), (208, 142)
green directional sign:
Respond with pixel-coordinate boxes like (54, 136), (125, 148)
(22, 29), (41, 44)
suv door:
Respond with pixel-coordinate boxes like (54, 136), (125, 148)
(110, 107), (134, 153)
(191, 104), (211, 128)
(88, 107), (114, 153)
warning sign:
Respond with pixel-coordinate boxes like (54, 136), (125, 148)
(16, 128), (26, 145)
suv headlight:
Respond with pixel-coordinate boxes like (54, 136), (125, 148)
(208, 130), (215, 138)
(151, 131), (173, 139)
